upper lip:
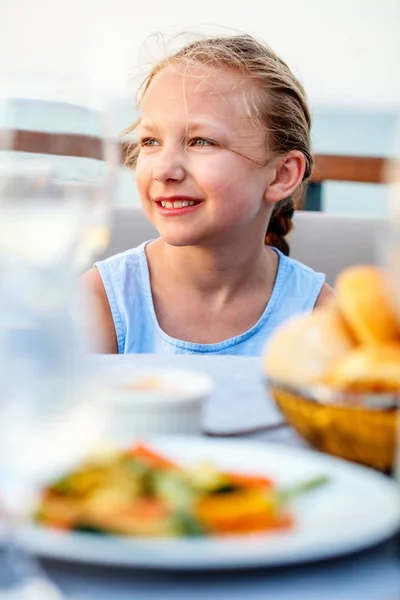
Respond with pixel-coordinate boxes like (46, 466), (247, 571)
(153, 196), (203, 203)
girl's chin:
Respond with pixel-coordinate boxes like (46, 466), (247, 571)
(154, 220), (205, 247)
(157, 221), (235, 248)
(159, 234), (202, 247)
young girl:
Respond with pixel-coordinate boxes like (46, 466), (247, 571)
(83, 34), (334, 355)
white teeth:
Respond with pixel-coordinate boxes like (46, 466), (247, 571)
(160, 200), (198, 209)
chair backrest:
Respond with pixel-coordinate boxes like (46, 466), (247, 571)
(288, 211), (385, 285)
(95, 207), (385, 285)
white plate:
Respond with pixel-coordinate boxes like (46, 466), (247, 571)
(16, 437), (400, 570)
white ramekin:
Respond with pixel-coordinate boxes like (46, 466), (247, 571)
(102, 366), (213, 442)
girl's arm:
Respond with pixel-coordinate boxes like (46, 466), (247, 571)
(79, 268), (119, 354)
(314, 283), (336, 309)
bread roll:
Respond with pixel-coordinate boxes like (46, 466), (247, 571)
(335, 266), (400, 344)
(263, 302), (355, 387)
(323, 343), (400, 393)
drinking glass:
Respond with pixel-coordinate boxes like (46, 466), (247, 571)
(0, 76), (119, 598)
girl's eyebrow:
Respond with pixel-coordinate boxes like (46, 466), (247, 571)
(139, 119), (229, 135)
(186, 120), (228, 135)
(138, 121), (157, 133)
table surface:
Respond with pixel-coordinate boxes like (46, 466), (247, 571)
(41, 354), (400, 600)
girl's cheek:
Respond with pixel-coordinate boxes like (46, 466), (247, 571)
(203, 170), (242, 196)
(194, 162), (231, 194)
(136, 160), (145, 176)
(136, 152), (153, 173)
(136, 157), (152, 189)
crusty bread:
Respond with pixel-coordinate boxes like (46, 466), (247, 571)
(335, 266), (400, 344)
(263, 302), (355, 386)
(263, 264), (400, 394)
(323, 343), (400, 393)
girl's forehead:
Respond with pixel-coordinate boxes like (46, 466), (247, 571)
(144, 64), (249, 111)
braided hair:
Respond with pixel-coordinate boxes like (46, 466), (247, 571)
(265, 201), (294, 256)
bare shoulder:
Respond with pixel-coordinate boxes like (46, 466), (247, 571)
(81, 267), (110, 297)
(79, 267), (118, 353)
(314, 282), (336, 309)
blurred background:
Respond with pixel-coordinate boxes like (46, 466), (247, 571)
(0, 0), (399, 216)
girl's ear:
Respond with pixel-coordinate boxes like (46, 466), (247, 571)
(264, 151), (306, 204)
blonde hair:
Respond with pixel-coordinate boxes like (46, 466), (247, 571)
(123, 34), (313, 255)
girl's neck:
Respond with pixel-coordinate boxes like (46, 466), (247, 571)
(146, 235), (277, 304)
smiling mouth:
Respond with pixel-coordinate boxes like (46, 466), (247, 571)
(155, 199), (203, 209)
(161, 200), (198, 208)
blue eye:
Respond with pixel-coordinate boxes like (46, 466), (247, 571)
(140, 138), (160, 147)
(190, 138), (214, 147)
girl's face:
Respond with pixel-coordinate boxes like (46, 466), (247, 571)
(136, 64), (274, 247)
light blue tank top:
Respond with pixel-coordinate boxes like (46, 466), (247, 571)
(95, 241), (325, 356)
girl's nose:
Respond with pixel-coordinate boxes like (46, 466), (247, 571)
(152, 149), (185, 184)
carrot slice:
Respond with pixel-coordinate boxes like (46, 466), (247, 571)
(227, 472), (274, 489)
(195, 489), (284, 534)
(127, 444), (178, 469)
